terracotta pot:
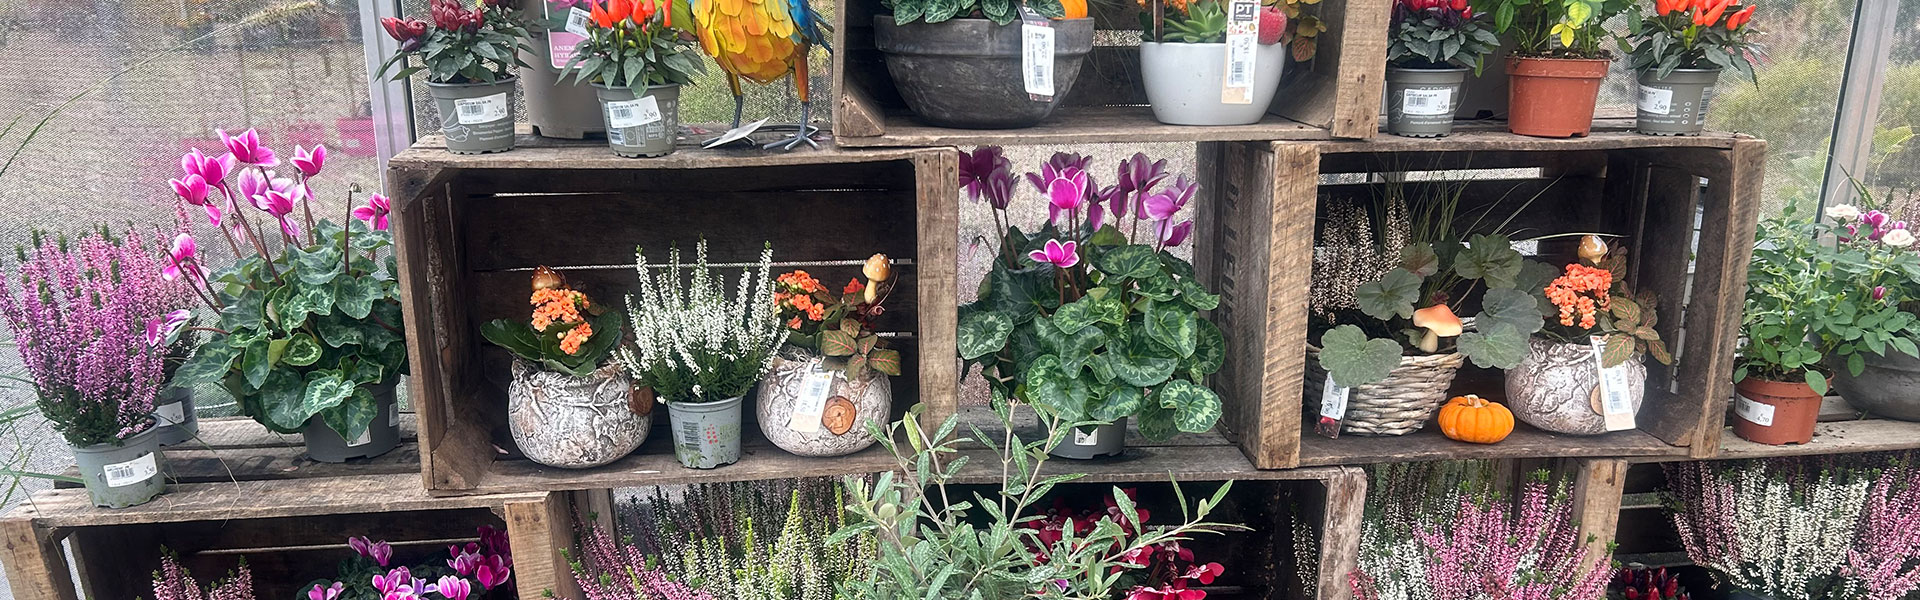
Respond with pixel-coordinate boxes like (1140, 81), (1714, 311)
(1731, 377), (1822, 445)
(1506, 56), (1610, 138)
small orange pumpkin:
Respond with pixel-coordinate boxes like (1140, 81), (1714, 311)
(1437, 395), (1514, 444)
(1057, 0), (1089, 20)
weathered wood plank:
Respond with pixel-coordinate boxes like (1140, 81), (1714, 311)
(1684, 139), (1766, 456)
(1633, 165), (1702, 447)
(1281, 0), (1389, 137)
(505, 492), (577, 600)
(835, 106), (1332, 147)
(914, 149), (962, 427)
(391, 135), (928, 171)
(1316, 467), (1366, 600)
(1622, 419), (1920, 463)
(1569, 458), (1628, 579)
(1318, 127), (1747, 154)
(1296, 427), (1687, 467)
(7, 473), (544, 528)
(0, 519), (76, 600)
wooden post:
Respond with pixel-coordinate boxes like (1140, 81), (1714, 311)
(915, 148), (961, 428)
(1570, 458), (1629, 575)
(505, 492), (580, 600)
(1315, 467), (1366, 600)
(0, 520), (76, 600)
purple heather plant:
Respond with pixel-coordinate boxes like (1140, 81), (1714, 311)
(1837, 462), (1920, 600)
(567, 521), (716, 600)
(1351, 476), (1611, 600)
(0, 228), (191, 447)
(151, 551), (256, 600)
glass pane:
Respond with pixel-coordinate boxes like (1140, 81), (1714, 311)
(1705, 0), (1859, 213)
(1861, 0), (1920, 211)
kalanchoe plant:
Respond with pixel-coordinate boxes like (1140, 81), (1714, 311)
(0, 228), (191, 447)
(956, 148), (1226, 441)
(883, 0), (1064, 26)
(166, 130), (408, 442)
(562, 0), (706, 89)
(773, 254), (903, 381)
(617, 240), (787, 404)
(1623, 0), (1761, 82)
(481, 267), (626, 377)
(1483, 0), (1635, 58)
(377, 0), (533, 83)
(1388, 0), (1501, 74)
(1534, 240), (1674, 368)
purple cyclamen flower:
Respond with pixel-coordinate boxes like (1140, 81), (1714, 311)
(433, 576), (471, 600)
(449, 548), (482, 576)
(146, 309), (191, 347)
(1046, 151), (1092, 173)
(1143, 175), (1198, 221)
(292, 144), (326, 177)
(219, 128), (279, 166)
(1029, 239), (1079, 268)
(180, 149), (236, 187)
(170, 174), (224, 225)
(475, 555), (511, 590)
(309, 582), (344, 600)
(162, 234), (207, 283)
(351, 536), (394, 566)
(1156, 219), (1194, 247)
(477, 525), (512, 557)
(373, 567), (415, 595)
(1043, 167), (1090, 221)
(264, 190), (302, 238)
(354, 194), (392, 231)
(958, 146), (1010, 202)
(1087, 198), (1106, 231)
(1865, 210), (1890, 228)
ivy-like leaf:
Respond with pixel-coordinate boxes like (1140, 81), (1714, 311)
(1087, 386), (1144, 422)
(1317, 325), (1402, 388)
(1190, 318), (1226, 376)
(1111, 348), (1178, 388)
(1039, 313), (1108, 374)
(1097, 245), (1162, 280)
(1145, 303), (1198, 359)
(283, 333), (323, 367)
(1159, 379), (1223, 434)
(318, 386), (379, 443)
(1176, 278), (1221, 311)
(1355, 268), (1423, 321)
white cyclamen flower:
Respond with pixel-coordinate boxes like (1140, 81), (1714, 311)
(1883, 228), (1915, 247)
(1826, 204), (1862, 221)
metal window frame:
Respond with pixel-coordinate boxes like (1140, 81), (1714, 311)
(1819, 0), (1903, 211)
(359, 0), (415, 175)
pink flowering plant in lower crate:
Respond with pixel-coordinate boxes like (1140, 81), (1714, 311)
(302, 525), (514, 600)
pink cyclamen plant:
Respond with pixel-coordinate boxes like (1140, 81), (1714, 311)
(351, 536), (395, 567)
(0, 228), (192, 446)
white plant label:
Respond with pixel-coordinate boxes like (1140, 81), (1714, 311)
(103, 452), (159, 488)
(565, 7), (591, 35)
(1221, 0), (1259, 104)
(155, 401), (187, 426)
(1020, 8), (1055, 100)
(454, 93), (510, 125)
(1736, 394), (1776, 427)
(1638, 86), (1674, 116)
(787, 365), (835, 434)
(606, 96), (663, 129)
(348, 425), (374, 448)
(1590, 335), (1638, 431)
(1314, 373), (1350, 439)
(1402, 88), (1454, 116)
(1073, 427), (1100, 446)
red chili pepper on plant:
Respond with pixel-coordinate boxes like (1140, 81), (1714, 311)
(1725, 4), (1754, 29)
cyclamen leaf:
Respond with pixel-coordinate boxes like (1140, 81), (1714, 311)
(1145, 303), (1198, 359)
(1097, 245), (1161, 280)
(1087, 386), (1143, 422)
(1160, 379), (1223, 434)
(319, 386), (379, 443)
(957, 311), (1014, 360)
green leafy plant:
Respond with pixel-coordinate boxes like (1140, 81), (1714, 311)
(480, 268), (626, 378)
(562, 0), (706, 89)
(1483, 0), (1635, 58)
(1533, 244), (1673, 368)
(956, 149), (1225, 441)
(376, 0), (533, 84)
(1158, 0), (1227, 43)
(1388, 0), (1502, 74)
(882, 0), (1065, 26)
(832, 401), (1243, 599)
(1621, 0), (1761, 81)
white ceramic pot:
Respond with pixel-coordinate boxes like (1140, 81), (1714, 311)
(755, 350), (892, 457)
(1140, 41), (1288, 126)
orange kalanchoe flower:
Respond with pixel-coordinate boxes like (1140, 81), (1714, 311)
(1545, 264), (1613, 330)
(559, 322), (594, 355)
(844, 278), (864, 296)
(530, 288), (589, 332)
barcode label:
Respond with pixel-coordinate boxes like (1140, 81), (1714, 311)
(1638, 86), (1674, 116)
(607, 127), (626, 145)
(1735, 394), (1776, 426)
(155, 401), (186, 426)
(1221, 0), (1258, 104)
(1402, 88), (1454, 116)
(1020, 9), (1055, 100)
(787, 366), (836, 434)
(1314, 373), (1349, 439)
(1073, 426), (1100, 446)
(606, 95), (663, 129)
(103, 452), (159, 488)
(454, 93), (509, 125)
(1590, 335), (1637, 431)
(565, 7), (591, 35)
(680, 420), (704, 446)
(1697, 86), (1715, 121)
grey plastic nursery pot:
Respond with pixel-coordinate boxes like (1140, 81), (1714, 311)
(1635, 68), (1720, 136)
(1047, 418), (1126, 460)
(594, 84), (680, 158)
(428, 77), (518, 154)
(1385, 66), (1470, 137)
(667, 396), (744, 469)
(72, 426), (166, 509)
(302, 380), (401, 463)
(518, 0), (603, 139)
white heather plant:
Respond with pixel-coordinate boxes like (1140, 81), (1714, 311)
(619, 240), (788, 404)
(1666, 460), (1870, 600)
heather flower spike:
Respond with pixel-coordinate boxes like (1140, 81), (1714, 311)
(218, 129), (279, 166)
(1029, 239), (1079, 268)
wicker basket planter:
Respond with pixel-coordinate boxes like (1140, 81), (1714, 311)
(1305, 349), (1466, 436)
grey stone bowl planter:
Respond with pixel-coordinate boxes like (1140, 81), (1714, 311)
(507, 359), (651, 468)
(873, 16), (1095, 129)
(755, 352), (891, 457)
(1828, 351), (1920, 422)
(1140, 41), (1287, 126)
(1504, 338), (1645, 435)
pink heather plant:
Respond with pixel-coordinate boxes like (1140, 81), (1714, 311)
(1837, 463), (1920, 600)
(567, 522), (715, 600)
(0, 228), (191, 446)
(150, 552), (256, 600)
(1351, 472), (1610, 600)
(1665, 459), (1871, 600)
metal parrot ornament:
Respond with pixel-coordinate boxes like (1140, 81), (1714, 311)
(685, 0), (831, 149)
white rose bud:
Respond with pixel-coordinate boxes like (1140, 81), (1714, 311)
(1884, 228), (1916, 248)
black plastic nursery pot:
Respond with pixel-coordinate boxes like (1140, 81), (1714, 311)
(872, 16), (1095, 129)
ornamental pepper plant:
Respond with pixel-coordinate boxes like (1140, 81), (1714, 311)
(377, 0), (533, 84)
(954, 147), (1226, 441)
(772, 254), (904, 381)
(480, 267), (626, 377)
(1622, 0), (1763, 82)
(561, 0), (706, 90)
(1388, 0), (1501, 74)
(164, 130), (409, 442)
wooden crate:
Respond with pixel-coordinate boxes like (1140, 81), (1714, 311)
(387, 137), (959, 496)
(829, 0), (1391, 147)
(1192, 122), (1767, 469)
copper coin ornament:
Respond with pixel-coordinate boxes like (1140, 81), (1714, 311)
(821, 396), (858, 435)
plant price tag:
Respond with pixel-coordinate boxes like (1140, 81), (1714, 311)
(1020, 8), (1055, 101)
(550, 5), (592, 67)
(155, 401), (186, 426)
(348, 425), (374, 448)
(565, 7), (592, 35)
(1590, 335), (1638, 431)
(1221, 0), (1259, 104)
(607, 96), (663, 129)
(1073, 426), (1100, 446)
(1315, 373), (1348, 439)
(103, 452), (158, 488)
(787, 364), (836, 434)
(1735, 394), (1776, 427)
(454, 93), (510, 125)
(1402, 88), (1454, 116)
(1638, 86), (1674, 116)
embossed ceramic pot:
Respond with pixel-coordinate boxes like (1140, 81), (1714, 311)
(507, 358), (650, 469)
(1504, 337), (1645, 435)
(755, 350), (891, 457)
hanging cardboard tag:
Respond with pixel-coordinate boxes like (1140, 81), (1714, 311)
(1020, 8), (1055, 101)
(1590, 335), (1638, 431)
(787, 364), (836, 434)
(1314, 373), (1349, 439)
(1221, 0), (1259, 104)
